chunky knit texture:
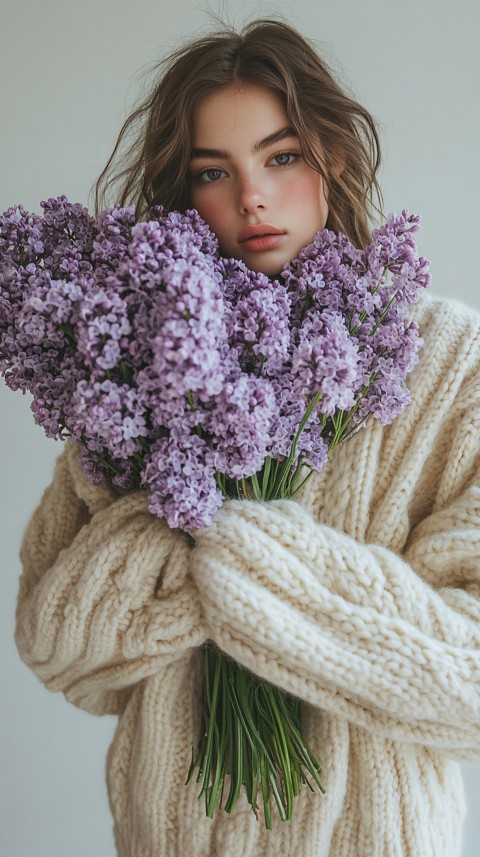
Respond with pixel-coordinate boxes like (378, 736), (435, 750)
(15, 292), (480, 857)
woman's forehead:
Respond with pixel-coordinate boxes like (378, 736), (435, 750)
(192, 84), (293, 149)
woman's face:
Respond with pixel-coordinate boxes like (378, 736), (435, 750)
(189, 84), (329, 275)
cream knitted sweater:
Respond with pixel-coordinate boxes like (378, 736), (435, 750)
(15, 293), (480, 857)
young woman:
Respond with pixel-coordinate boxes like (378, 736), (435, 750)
(15, 19), (480, 857)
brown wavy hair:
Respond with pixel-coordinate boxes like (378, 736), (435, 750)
(93, 18), (384, 248)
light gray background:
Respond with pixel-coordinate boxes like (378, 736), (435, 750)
(1, 1), (479, 855)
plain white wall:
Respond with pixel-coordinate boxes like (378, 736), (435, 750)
(1, 1), (479, 855)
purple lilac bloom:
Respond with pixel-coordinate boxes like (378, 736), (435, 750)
(1, 268), (86, 431)
(135, 365), (206, 435)
(76, 287), (132, 371)
(364, 211), (431, 306)
(143, 430), (223, 529)
(205, 372), (278, 479)
(0, 204), (45, 270)
(367, 211), (421, 270)
(40, 197), (96, 279)
(267, 373), (306, 460)
(18, 270), (85, 347)
(291, 310), (362, 414)
(268, 372), (329, 469)
(29, 355), (87, 438)
(357, 374), (412, 424)
(71, 378), (148, 459)
(0, 206), (46, 342)
(149, 256), (226, 398)
(160, 207), (219, 259)
(0, 196), (430, 528)
(91, 204), (137, 276)
(105, 214), (224, 379)
(354, 319), (424, 425)
(282, 228), (363, 322)
(221, 263), (292, 376)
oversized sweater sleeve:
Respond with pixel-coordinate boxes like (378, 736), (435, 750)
(15, 443), (208, 715)
(189, 364), (480, 762)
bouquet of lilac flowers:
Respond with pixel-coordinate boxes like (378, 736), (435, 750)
(0, 196), (430, 828)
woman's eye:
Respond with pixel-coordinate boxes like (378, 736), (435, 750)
(196, 168), (226, 183)
(271, 151), (300, 167)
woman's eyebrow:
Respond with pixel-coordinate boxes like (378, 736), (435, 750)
(190, 127), (298, 160)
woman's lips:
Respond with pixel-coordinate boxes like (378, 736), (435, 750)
(238, 224), (286, 252)
(239, 233), (286, 252)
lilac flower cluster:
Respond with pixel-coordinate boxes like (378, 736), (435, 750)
(0, 198), (430, 527)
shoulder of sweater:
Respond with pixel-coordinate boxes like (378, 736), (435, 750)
(412, 290), (480, 344)
(407, 291), (480, 418)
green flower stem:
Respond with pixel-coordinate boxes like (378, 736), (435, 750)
(261, 455), (272, 493)
(288, 466), (316, 500)
(58, 322), (76, 342)
(262, 690), (294, 813)
(250, 471), (262, 501)
(187, 642), (324, 828)
(336, 413), (370, 444)
(271, 390), (323, 498)
(330, 371), (379, 448)
(370, 292), (397, 336)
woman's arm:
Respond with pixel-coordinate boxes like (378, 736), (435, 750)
(15, 443), (208, 716)
(189, 385), (480, 763)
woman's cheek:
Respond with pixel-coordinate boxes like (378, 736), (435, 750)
(287, 172), (329, 231)
(192, 194), (223, 233)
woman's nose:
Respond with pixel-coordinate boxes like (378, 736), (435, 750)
(236, 172), (266, 214)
